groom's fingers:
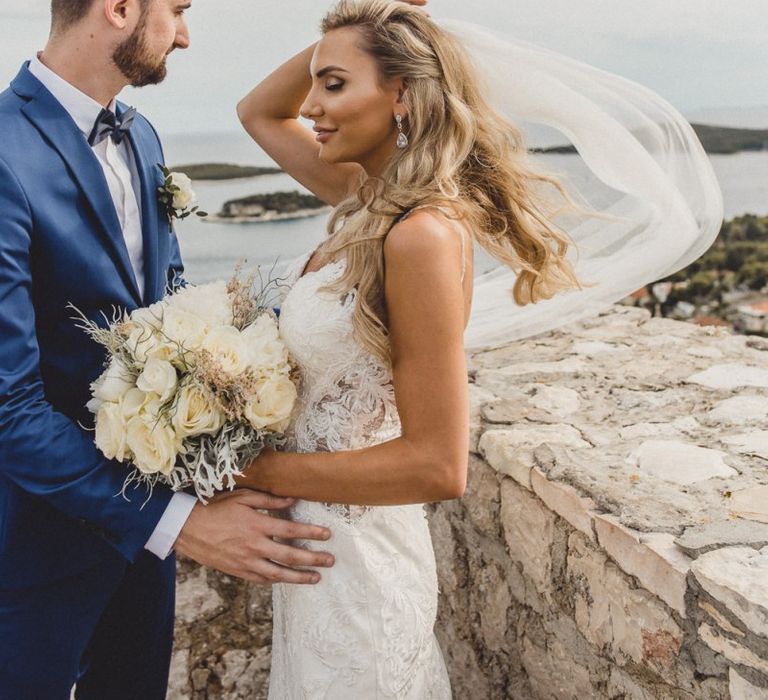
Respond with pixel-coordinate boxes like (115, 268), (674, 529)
(262, 515), (332, 543)
(263, 541), (335, 570)
(244, 560), (323, 585)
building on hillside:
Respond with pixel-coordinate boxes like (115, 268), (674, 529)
(736, 298), (768, 334)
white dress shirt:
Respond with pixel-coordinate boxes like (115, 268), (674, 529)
(29, 55), (196, 559)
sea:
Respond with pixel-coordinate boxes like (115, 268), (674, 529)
(162, 132), (768, 286)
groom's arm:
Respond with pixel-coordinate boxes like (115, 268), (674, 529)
(0, 155), (173, 562)
(0, 152), (333, 582)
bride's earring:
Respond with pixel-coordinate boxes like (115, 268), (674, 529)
(395, 114), (409, 149)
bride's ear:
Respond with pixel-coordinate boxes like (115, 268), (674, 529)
(396, 78), (410, 105)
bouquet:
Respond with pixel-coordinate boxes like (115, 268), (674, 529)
(74, 272), (296, 502)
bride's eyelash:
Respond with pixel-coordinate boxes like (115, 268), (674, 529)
(325, 81), (344, 92)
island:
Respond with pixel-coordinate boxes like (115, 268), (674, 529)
(170, 163), (282, 180)
(205, 190), (331, 223)
(533, 124), (768, 155)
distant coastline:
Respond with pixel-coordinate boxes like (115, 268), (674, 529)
(533, 124), (768, 155)
(171, 163), (282, 180)
(206, 190), (330, 224)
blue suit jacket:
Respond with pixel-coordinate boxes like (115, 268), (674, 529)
(0, 64), (183, 589)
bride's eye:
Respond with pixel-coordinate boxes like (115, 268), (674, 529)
(325, 80), (344, 92)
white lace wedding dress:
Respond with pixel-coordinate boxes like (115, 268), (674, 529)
(268, 250), (452, 700)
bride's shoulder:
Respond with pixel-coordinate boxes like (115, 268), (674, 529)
(384, 205), (468, 267)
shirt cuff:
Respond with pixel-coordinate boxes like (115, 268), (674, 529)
(144, 491), (197, 560)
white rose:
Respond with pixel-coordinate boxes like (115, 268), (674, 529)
(125, 412), (177, 476)
(167, 282), (232, 327)
(129, 302), (164, 331)
(201, 326), (249, 375)
(94, 401), (129, 462)
(125, 323), (173, 365)
(89, 358), (134, 412)
(169, 172), (195, 210)
(136, 358), (178, 403)
(162, 306), (209, 353)
(120, 388), (150, 420)
(171, 381), (224, 439)
(244, 375), (297, 431)
(241, 315), (289, 372)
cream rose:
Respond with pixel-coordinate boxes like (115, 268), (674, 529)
(171, 381), (224, 439)
(130, 302), (164, 331)
(169, 172), (195, 210)
(120, 388), (150, 420)
(167, 282), (232, 327)
(89, 358), (134, 413)
(241, 315), (288, 372)
(94, 401), (129, 462)
(244, 375), (297, 431)
(201, 326), (249, 376)
(125, 412), (177, 476)
(136, 358), (178, 403)
(125, 324), (174, 365)
(161, 306), (209, 354)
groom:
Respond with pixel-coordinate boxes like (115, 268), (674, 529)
(0, 1), (334, 698)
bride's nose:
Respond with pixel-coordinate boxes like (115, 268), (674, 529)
(300, 95), (323, 121)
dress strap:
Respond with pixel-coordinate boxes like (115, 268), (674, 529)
(394, 205), (467, 283)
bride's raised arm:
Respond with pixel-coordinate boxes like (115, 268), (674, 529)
(236, 43), (363, 206)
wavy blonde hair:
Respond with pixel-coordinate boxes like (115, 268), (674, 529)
(316, 0), (582, 361)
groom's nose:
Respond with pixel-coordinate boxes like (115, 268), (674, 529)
(174, 22), (191, 50)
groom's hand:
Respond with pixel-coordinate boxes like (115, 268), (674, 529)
(174, 490), (334, 584)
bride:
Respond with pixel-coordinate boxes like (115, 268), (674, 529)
(234, 0), (582, 696)
(234, 0), (719, 697)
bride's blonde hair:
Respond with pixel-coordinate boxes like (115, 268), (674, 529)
(318, 0), (581, 361)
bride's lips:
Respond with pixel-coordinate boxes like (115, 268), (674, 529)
(313, 127), (337, 144)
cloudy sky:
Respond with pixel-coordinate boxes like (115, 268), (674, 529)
(1, 0), (766, 134)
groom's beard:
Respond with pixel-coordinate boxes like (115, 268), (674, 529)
(112, 19), (170, 87)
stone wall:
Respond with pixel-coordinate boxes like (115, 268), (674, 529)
(170, 307), (768, 699)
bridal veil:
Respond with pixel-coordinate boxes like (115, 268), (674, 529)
(438, 21), (724, 350)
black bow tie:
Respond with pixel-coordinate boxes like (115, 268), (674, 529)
(87, 106), (136, 147)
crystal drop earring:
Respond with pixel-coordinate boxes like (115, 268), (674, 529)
(395, 114), (409, 149)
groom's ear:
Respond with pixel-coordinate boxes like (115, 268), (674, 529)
(103, 0), (142, 30)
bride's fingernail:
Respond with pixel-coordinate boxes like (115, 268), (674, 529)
(312, 574), (321, 584)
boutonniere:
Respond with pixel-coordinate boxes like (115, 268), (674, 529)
(157, 164), (207, 232)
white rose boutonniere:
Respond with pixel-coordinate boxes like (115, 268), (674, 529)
(157, 165), (207, 232)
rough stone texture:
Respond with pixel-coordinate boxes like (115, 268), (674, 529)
(731, 486), (768, 524)
(676, 521), (768, 558)
(692, 547), (768, 639)
(171, 307), (768, 698)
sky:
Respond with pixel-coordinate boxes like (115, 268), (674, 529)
(1, 0), (766, 134)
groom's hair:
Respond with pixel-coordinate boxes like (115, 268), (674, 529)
(51, 0), (151, 31)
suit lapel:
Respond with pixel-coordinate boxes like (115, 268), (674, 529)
(14, 67), (142, 305)
(123, 111), (162, 305)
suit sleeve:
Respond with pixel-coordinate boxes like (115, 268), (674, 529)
(0, 154), (173, 563)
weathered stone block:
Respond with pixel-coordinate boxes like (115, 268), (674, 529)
(501, 478), (558, 601)
(520, 636), (595, 700)
(699, 623), (768, 675)
(531, 467), (596, 541)
(567, 532), (683, 671)
(480, 426), (591, 489)
(691, 546), (768, 639)
(594, 514), (690, 616)
(729, 667), (768, 700)
(628, 439), (736, 485)
(675, 520), (768, 558)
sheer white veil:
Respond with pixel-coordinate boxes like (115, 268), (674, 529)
(436, 21), (724, 351)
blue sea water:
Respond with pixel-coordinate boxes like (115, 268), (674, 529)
(163, 132), (768, 285)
